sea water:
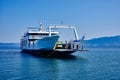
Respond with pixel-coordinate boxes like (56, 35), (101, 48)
(0, 45), (120, 80)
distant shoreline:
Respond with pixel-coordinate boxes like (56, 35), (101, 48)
(0, 35), (120, 48)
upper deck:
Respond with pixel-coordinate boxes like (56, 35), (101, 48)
(22, 27), (59, 40)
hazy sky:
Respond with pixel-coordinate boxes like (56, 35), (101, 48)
(0, 0), (120, 42)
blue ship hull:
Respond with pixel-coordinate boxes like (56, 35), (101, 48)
(36, 35), (59, 50)
(21, 35), (76, 57)
(21, 35), (59, 50)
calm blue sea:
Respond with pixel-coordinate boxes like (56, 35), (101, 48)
(0, 45), (120, 80)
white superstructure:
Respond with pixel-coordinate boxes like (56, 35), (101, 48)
(20, 25), (59, 50)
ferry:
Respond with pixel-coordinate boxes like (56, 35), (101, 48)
(20, 22), (85, 57)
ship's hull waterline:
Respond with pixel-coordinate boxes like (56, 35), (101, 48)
(21, 49), (75, 57)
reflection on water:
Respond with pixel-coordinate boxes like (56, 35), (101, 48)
(0, 48), (120, 80)
(19, 52), (88, 80)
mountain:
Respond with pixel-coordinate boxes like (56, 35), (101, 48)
(84, 35), (120, 47)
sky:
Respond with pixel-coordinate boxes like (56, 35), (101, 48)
(0, 0), (120, 43)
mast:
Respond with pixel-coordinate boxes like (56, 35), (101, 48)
(39, 20), (43, 31)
